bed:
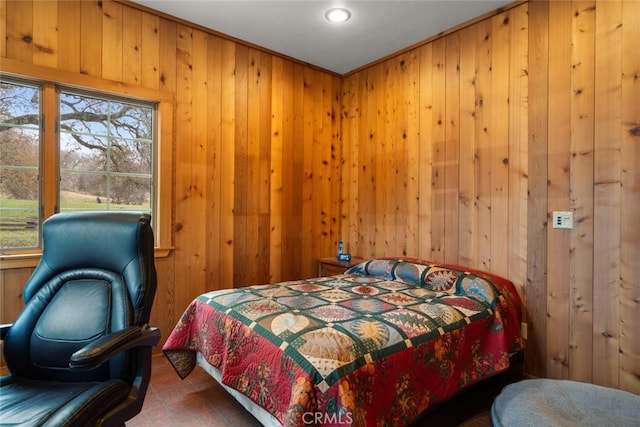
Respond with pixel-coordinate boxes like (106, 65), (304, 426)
(163, 257), (524, 426)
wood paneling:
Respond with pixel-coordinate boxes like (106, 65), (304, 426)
(342, 8), (529, 277)
(490, 10), (510, 279)
(620, 0), (640, 393)
(341, 0), (639, 394)
(32, 0), (57, 68)
(122, 6), (142, 86)
(79, 0), (102, 76)
(0, 267), (30, 368)
(205, 34), (223, 288)
(1, 0), (638, 394)
(0, 0), (7, 57)
(0, 268), (31, 323)
(526, 0), (549, 379)
(101, 0), (122, 81)
(593, 0), (622, 389)
(475, 18), (493, 273)
(546, 0), (572, 380)
(1, 0), (342, 354)
(458, 26), (477, 268)
(507, 3), (528, 323)
(417, 43), (434, 261)
(569, 0), (595, 383)
(57, 1), (81, 72)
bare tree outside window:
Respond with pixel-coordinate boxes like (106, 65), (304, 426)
(0, 80), (155, 250)
(58, 91), (154, 212)
(0, 81), (40, 249)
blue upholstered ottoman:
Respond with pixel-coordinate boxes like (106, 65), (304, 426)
(491, 379), (640, 427)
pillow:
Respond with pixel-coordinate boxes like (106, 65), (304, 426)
(346, 258), (397, 280)
(393, 261), (429, 286)
(422, 267), (461, 293)
(346, 258), (500, 303)
(457, 275), (499, 305)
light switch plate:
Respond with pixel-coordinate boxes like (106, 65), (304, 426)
(552, 211), (573, 229)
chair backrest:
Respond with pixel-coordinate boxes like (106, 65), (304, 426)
(3, 211), (157, 383)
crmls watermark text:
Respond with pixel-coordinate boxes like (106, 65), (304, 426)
(302, 411), (354, 425)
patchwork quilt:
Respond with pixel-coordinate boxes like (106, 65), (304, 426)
(163, 258), (524, 426)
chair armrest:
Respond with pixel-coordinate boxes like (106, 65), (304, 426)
(70, 325), (161, 369)
(0, 323), (12, 340)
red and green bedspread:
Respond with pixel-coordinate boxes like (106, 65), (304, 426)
(163, 258), (524, 426)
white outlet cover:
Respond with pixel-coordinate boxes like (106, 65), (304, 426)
(552, 211), (573, 229)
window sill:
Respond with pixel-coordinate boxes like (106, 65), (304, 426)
(0, 247), (173, 270)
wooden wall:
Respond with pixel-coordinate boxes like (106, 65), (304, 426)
(342, 0), (639, 393)
(0, 0), (342, 352)
(1, 0), (639, 394)
(536, 0), (639, 393)
(342, 0), (530, 369)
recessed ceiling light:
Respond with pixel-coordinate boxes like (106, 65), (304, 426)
(325, 8), (351, 23)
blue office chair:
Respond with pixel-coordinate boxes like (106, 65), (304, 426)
(0, 211), (160, 426)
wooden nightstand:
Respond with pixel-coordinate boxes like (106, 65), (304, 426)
(318, 256), (364, 277)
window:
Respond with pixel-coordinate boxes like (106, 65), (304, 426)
(0, 80), (41, 249)
(0, 62), (173, 263)
(0, 80), (156, 251)
(58, 90), (155, 216)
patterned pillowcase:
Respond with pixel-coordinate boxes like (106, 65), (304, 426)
(346, 258), (499, 303)
(393, 260), (430, 286)
(348, 258), (432, 284)
(344, 261), (367, 276)
(420, 268), (499, 303)
(366, 258), (399, 279)
(381, 258), (463, 293)
(421, 267), (461, 294)
(457, 275), (499, 305)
